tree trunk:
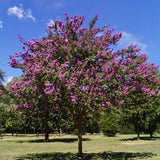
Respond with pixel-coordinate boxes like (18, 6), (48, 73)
(36, 132), (39, 137)
(150, 132), (153, 138)
(60, 128), (63, 135)
(45, 130), (49, 142)
(136, 122), (140, 140)
(136, 112), (140, 140)
(149, 123), (153, 138)
(137, 129), (140, 140)
(77, 125), (82, 156)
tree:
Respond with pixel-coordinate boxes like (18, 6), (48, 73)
(99, 111), (119, 136)
(0, 103), (8, 136)
(143, 94), (160, 138)
(115, 47), (160, 140)
(0, 69), (11, 136)
(7, 77), (64, 140)
(7, 13), (160, 155)
(82, 110), (100, 134)
(5, 107), (24, 135)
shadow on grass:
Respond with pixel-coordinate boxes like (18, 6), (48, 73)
(121, 136), (160, 141)
(18, 138), (90, 143)
(16, 151), (156, 160)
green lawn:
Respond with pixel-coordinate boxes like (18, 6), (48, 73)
(0, 133), (160, 159)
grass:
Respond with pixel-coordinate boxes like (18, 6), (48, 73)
(0, 133), (159, 159)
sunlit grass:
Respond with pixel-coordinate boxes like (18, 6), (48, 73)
(0, 133), (160, 159)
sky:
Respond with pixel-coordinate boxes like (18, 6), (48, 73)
(0, 0), (160, 85)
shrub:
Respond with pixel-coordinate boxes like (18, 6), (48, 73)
(99, 112), (119, 137)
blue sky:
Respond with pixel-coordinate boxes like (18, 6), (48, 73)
(0, 0), (160, 85)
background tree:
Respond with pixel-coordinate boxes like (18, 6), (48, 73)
(0, 103), (8, 136)
(82, 110), (100, 134)
(115, 46), (160, 140)
(0, 69), (7, 136)
(99, 111), (119, 137)
(143, 95), (160, 138)
(5, 107), (24, 136)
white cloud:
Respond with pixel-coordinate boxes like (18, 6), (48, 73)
(3, 76), (13, 86)
(0, 21), (2, 29)
(8, 4), (35, 21)
(24, 9), (35, 21)
(118, 31), (147, 51)
(8, 5), (24, 19)
(47, 19), (54, 26)
(7, 76), (13, 83)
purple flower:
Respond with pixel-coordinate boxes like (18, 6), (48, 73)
(106, 101), (111, 106)
(44, 83), (53, 87)
(44, 87), (51, 93)
(85, 85), (90, 91)
(71, 96), (77, 102)
(77, 60), (82, 65)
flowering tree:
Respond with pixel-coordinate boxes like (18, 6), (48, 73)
(114, 45), (160, 139)
(7, 13), (160, 155)
(6, 76), (63, 141)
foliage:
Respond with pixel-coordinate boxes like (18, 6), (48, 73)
(119, 113), (135, 134)
(144, 107), (160, 137)
(99, 112), (119, 137)
(5, 108), (24, 134)
(82, 111), (100, 134)
(0, 103), (8, 134)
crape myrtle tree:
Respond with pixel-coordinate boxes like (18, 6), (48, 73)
(7, 13), (160, 155)
(6, 77), (38, 135)
(6, 77), (63, 141)
(7, 14), (122, 155)
(115, 46), (160, 140)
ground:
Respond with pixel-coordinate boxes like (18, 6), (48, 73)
(0, 133), (159, 159)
